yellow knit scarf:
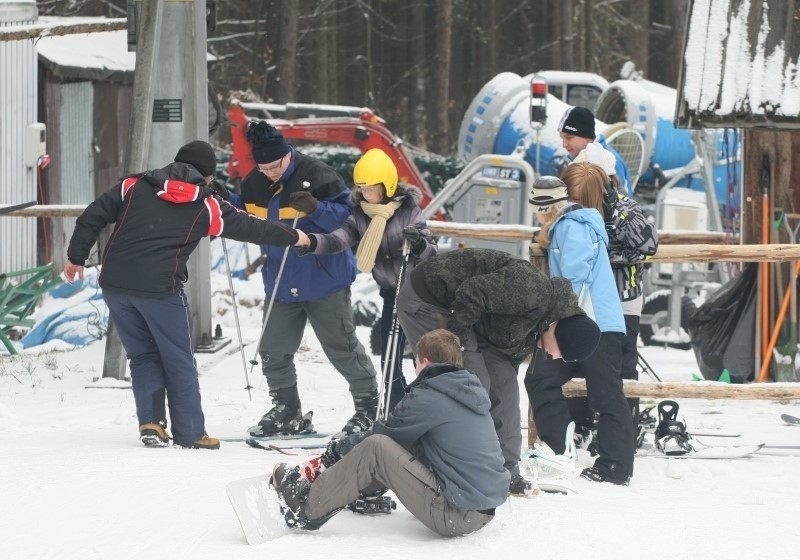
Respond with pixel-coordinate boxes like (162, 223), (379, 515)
(356, 200), (403, 273)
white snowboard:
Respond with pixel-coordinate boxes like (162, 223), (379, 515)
(226, 475), (290, 545)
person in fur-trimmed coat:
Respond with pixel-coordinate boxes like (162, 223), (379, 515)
(295, 149), (436, 413)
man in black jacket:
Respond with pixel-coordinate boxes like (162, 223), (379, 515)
(395, 248), (601, 495)
(64, 140), (308, 450)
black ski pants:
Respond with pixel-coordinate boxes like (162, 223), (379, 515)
(525, 331), (634, 480)
(566, 314), (641, 438)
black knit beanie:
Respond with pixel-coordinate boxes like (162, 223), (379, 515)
(553, 314), (601, 362)
(247, 121), (291, 164)
(174, 141), (217, 177)
(557, 107), (596, 139)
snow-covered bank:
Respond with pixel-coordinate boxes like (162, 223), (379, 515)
(2, 271), (800, 560)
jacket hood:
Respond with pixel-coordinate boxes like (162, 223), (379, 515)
(409, 363), (490, 415)
(139, 163), (211, 204)
(555, 203), (609, 243)
(350, 183), (423, 206)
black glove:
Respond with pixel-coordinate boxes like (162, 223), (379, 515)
(402, 225), (427, 253)
(209, 180), (230, 201)
(320, 439), (342, 469)
(289, 191), (318, 214)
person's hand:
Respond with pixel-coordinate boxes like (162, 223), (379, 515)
(289, 191), (318, 214)
(63, 261), (84, 285)
(294, 229), (310, 247)
(402, 224), (428, 253)
(209, 180), (230, 201)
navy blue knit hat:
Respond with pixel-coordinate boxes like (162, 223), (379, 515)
(554, 315), (601, 362)
(247, 121), (291, 164)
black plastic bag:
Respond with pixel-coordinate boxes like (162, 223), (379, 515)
(688, 264), (757, 382)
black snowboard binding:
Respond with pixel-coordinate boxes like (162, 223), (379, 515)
(635, 403), (658, 449)
(654, 400), (694, 456)
(347, 489), (397, 515)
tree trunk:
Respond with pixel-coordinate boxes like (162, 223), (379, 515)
(411, 1), (428, 145)
(431, 0), (452, 154)
(627, 0), (650, 78)
(276, 0), (299, 102)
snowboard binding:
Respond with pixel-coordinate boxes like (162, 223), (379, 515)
(636, 403), (658, 449)
(248, 411), (315, 438)
(348, 490), (397, 515)
(524, 421), (579, 480)
(654, 400), (694, 456)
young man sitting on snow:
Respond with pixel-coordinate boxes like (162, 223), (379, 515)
(271, 329), (511, 537)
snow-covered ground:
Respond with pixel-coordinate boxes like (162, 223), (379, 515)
(2, 258), (800, 560)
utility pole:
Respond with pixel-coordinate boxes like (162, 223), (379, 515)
(104, 0), (213, 378)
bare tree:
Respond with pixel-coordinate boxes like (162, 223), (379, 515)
(276, 1), (299, 102)
(431, 0), (452, 153)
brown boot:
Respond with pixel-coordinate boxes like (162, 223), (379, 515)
(139, 422), (170, 447)
(178, 435), (220, 450)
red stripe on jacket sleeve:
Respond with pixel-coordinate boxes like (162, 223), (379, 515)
(205, 197), (223, 237)
(120, 177), (138, 200)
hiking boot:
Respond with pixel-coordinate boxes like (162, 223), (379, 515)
(139, 421), (170, 447)
(177, 435), (220, 450)
(339, 392), (378, 435)
(580, 466), (630, 486)
(249, 385), (307, 437)
(509, 473), (539, 498)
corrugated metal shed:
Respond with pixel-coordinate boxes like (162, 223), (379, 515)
(0, 0), (39, 274)
(57, 82), (95, 265)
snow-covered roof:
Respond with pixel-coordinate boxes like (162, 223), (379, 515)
(35, 17), (216, 83)
(37, 28), (135, 82)
(676, 0), (800, 129)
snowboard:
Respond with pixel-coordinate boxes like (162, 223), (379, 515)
(638, 443), (763, 459)
(780, 413), (800, 426)
(226, 474), (289, 545)
(245, 437), (330, 453)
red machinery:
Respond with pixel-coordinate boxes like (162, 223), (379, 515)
(227, 100), (440, 214)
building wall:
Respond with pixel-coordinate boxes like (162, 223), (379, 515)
(55, 81), (95, 267)
(0, 19), (38, 274)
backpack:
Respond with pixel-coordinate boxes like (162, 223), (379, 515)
(604, 190), (658, 301)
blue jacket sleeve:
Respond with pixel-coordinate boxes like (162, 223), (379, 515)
(227, 191), (244, 210)
(304, 187), (353, 232)
(554, 220), (597, 300)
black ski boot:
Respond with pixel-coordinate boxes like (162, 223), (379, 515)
(249, 385), (311, 438)
(654, 400), (694, 455)
(339, 392), (378, 435)
(272, 463), (339, 530)
(347, 488), (397, 515)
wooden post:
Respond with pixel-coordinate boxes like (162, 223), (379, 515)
(562, 379), (800, 400)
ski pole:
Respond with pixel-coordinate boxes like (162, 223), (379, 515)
(637, 350), (661, 382)
(377, 240), (411, 421)
(247, 181), (310, 377)
(220, 237), (254, 399)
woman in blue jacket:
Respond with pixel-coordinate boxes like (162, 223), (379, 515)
(525, 163), (634, 485)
